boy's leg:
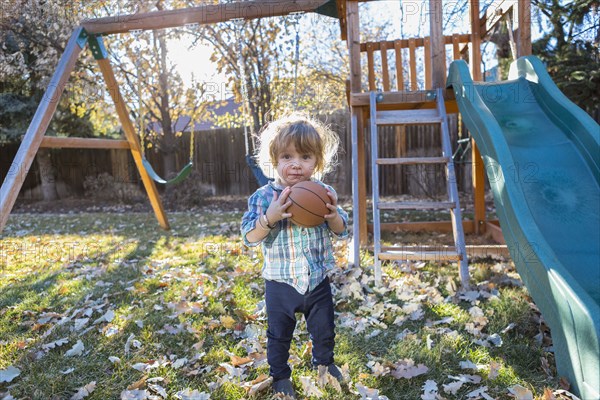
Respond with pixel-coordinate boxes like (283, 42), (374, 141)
(304, 277), (335, 367)
(265, 280), (303, 380)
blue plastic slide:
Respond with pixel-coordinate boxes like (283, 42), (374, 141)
(447, 56), (599, 399)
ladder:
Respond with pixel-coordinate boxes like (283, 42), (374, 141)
(369, 88), (469, 287)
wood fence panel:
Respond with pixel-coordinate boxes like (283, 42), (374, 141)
(0, 112), (483, 200)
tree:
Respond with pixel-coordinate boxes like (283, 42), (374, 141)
(531, 0), (600, 114)
(0, 0), (107, 200)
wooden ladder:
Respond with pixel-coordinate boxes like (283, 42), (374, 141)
(369, 88), (469, 286)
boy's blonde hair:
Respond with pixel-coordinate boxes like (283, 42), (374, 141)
(256, 113), (340, 180)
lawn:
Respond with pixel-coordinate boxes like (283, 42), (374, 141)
(0, 204), (579, 400)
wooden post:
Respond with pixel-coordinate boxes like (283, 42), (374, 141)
(346, 1), (367, 246)
(429, 0), (446, 89)
(0, 27), (85, 233)
(515, 0), (532, 56)
(96, 58), (170, 230)
(408, 38), (417, 90)
(469, 0), (486, 234)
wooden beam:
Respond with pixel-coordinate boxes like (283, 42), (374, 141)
(366, 42), (376, 91)
(469, 0), (486, 235)
(356, 109), (368, 245)
(429, 0), (445, 89)
(346, 0), (361, 93)
(424, 37), (432, 89)
(0, 27), (85, 233)
(82, 0), (331, 35)
(350, 89), (456, 107)
(359, 35), (471, 52)
(380, 41), (390, 91)
(40, 137), (130, 149)
(376, 244), (509, 259)
(486, 220), (506, 244)
(376, 220), (475, 233)
(96, 58), (170, 230)
(394, 40), (404, 91)
(516, 0), (532, 56)
(408, 38), (417, 91)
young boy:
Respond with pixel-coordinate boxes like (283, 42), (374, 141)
(241, 114), (348, 398)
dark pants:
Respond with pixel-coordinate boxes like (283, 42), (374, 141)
(265, 277), (335, 380)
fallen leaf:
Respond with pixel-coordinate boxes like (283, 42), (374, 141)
(488, 360), (501, 379)
(443, 380), (464, 394)
(127, 376), (147, 390)
(421, 380), (438, 400)
(120, 389), (149, 400)
(220, 315), (236, 329)
(467, 386), (495, 400)
(174, 388), (211, 399)
(70, 381), (96, 400)
(65, 340), (85, 357)
(244, 374), (272, 395)
(42, 337), (69, 351)
(542, 388), (556, 400)
(230, 355), (252, 367)
(300, 376), (324, 398)
(60, 368), (75, 374)
(0, 366), (20, 383)
(509, 384), (534, 400)
(109, 356), (121, 364)
(391, 359), (429, 379)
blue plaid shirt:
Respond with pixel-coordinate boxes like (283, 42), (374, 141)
(241, 180), (349, 294)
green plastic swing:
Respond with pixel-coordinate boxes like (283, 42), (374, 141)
(137, 66), (195, 185)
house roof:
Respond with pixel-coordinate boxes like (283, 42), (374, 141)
(147, 97), (241, 133)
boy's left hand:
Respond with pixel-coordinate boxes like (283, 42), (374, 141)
(324, 191), (339, 221)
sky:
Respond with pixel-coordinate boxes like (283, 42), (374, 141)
(166, 1), (548, 90)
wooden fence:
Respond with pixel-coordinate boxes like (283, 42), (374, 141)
(1, 111), (475, 200)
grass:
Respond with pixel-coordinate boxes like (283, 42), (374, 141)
(0, 209), (569, 399)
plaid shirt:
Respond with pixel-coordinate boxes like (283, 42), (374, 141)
(241, 180), (349, 294)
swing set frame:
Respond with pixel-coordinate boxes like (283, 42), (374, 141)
(0, 0), (335, 232)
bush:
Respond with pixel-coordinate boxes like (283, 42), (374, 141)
(83, 173), (145, 203)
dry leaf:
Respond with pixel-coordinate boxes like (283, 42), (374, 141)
(230, 355), (252, 367)
(316, 365), (342, 391)
(120, 389), (149, 400)
(443, 380), (464, 394)
(488, 360), (501, 379)
(391, 359), (429, 379)
(0, 366), (20, 383)
(543, 388), (556, 400)
(244, 375), (272, 395)
(220, 315), (236, 329)
(509, 384), (534, 400)
(70, 381), (96, 400)
(421, 380), (438, 400)
(42, 337), (69, 351)
(127, 376), (147, 390)
(300, 376), (324, 398)
(65, 340), (85, 357)
(173, 388), (211, 399)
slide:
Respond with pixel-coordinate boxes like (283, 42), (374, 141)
(447, 56), (599, 399)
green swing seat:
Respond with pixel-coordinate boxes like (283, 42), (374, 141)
(142, 158), (193, 185)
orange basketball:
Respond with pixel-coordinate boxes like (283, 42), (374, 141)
(287, 181), (331, 228)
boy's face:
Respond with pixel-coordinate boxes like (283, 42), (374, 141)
(276, 144), (317, 186)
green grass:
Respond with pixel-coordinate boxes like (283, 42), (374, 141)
(0, 211), (566, 399)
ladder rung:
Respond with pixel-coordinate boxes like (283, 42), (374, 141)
(375, 109), (442, 125)
(379, 248), (462, 261)
(376, 156), (450, 165)
(377, 201), (455, 210)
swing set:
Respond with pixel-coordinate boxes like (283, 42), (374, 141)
(0, 1), (336, 232)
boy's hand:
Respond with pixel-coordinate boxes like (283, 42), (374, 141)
(266, 186), (292, 224)
(324, 190), (339, 220)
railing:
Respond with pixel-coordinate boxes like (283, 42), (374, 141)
(360, 34), (471, 92)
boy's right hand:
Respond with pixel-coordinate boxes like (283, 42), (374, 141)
(266, 186), (292, 224)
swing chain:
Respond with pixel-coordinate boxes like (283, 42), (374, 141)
(290, 12), (303, 110)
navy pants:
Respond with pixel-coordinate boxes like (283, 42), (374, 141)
(265, 277), (335, 380)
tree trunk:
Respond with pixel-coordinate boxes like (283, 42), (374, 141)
(36, 148), (58, 201)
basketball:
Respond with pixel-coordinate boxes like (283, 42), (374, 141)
(287, 181), (331, 228)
